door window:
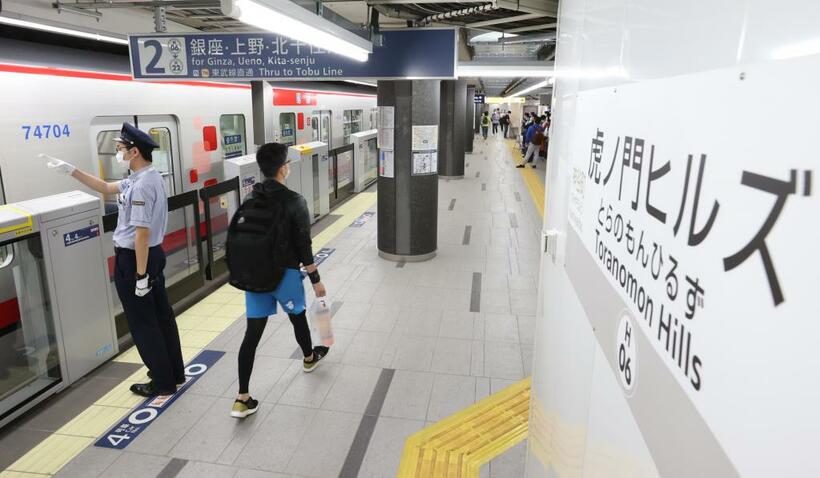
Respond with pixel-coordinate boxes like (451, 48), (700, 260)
(279, 113), (296, 146)
(147, 127), (175, 196)
(343, 109), (363, 144)
(219, 114), (247, 159)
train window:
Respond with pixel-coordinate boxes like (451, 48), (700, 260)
(96, 130), (129, 211)
(220, 114), (247, 159)
(147, 127), (176, 196)
(279, 112), (296, 146)
(311, 116), (319, 142)
(343, 109), (363, 144)
(369, 107), (379, 130)
(0, 245), (12, 269)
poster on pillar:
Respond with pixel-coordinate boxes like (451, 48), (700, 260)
(412, 152), (437, 176)
(379, 150), (394, 178)
(128, 29), (457, 80)
(411, 125), (438, 151)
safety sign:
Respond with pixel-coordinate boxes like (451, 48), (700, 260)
(63, 224), (100, 247)
(95, 350), (225, 450)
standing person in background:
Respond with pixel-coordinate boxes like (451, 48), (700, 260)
(491, 109), (500, 135)
(480, 111), (491, 140)
(500, 111), (511, 138)
(520, 113), (532, 153)
(517, 115), (545, 169)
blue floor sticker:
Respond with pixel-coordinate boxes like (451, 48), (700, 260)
(350, 212), (375, 227)
(95, 349), (225, 450)
(301, 248), (335, 278)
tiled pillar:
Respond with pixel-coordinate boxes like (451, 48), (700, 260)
(376, 80), (439, 262)
(438, 79), (466, 178)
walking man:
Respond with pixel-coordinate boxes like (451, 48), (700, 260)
(226, 143), (329, 418)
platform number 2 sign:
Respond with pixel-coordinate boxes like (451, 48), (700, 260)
(137, 36), (188, 77)
(616, 313), (637, 394)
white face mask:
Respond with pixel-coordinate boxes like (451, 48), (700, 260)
(115, 151), (129, 167)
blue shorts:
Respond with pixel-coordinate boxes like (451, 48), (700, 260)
(245, 268), (306, 318)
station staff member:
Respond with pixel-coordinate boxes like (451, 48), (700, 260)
(42, 123), (184, 397)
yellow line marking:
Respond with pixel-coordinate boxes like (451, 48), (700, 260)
(5, 434), (94, 475)
(57, 405), (131, 438)
(312, 191), (377, 250)
(8, 190), (378, 476)
(398, 377), (532, 478)
(0, 471), (51, 478)
(507, 141), (546, 219)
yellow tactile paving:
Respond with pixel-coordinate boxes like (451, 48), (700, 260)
(6, 189), (378, 477)
(507, 141), (546, 219)
(178, 329), (222, 348)
(5, 434), (94, 475)
(95, 378), (144, 409)
(57, 405), (131, 438)
(0, 471), (50, 478)
(113, 346), (143, 364)
(398, 377), (532, 478)
(312, 192), (377, 249)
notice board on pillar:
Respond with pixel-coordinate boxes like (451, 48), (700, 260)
(562, 58), (819, 475)
(411, 125), (438, 176)
(128, 29), (457, 80)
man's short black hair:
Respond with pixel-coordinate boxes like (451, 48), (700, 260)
(256, 142), (289, 178)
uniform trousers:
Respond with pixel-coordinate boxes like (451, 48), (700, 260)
(114, 246), (184, 392)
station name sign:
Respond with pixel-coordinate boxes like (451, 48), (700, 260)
(129, 29), (457, 81)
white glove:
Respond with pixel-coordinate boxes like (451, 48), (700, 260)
(41, 153), (76, 175)
(135, 273), (152, 297)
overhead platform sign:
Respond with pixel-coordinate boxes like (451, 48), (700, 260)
(128, 29), (457, 81)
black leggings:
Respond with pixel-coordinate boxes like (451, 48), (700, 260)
(237, 311), (313, 394)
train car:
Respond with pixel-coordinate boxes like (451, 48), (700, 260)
(0, 38), (376, 405)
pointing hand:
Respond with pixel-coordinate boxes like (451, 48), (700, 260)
(40, 153), (76, 175)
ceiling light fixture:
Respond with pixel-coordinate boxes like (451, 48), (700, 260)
(345, 80), (377, 87)
(457, 63), (552, 78)
(0, 15), (127, 45)
(506, 80), (550, 98)
(223, 0), (372, 62)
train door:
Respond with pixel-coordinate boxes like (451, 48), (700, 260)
(312, 110), (332, 147)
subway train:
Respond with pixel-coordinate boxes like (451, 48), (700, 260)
(0, 39), (377, 416)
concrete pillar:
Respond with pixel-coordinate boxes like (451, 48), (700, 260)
(377, 80), (440, 262)
(438, 79), (466, 178)
(251, 81), (275, 149)
(465, 86), (475, 153)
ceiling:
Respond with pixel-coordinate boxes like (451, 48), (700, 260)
(47, 0), (555, 98)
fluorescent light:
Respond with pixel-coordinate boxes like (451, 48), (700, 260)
(345, 80), (377, 87)
(771, 38), (820, 60)
(0, 15), (127, 44)
(457, 64), (552, 78)
(229, 0), (371, 62)
(507, 80), (549, 98)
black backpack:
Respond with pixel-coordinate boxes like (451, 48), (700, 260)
(225, 182), (290, 292)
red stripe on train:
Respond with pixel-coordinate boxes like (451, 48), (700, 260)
(0, 297), (20, 331)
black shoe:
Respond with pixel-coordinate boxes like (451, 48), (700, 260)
(147, 370), (186, 385)
(231, 397), (260, 418)
(303, 346), (329, 373)
(130, 381), (175, 397)
(515, 164), (525, 168)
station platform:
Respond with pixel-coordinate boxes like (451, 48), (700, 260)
(0, 134), (546, 478)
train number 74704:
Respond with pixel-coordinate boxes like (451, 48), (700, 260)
(22, 124), (71, 140)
